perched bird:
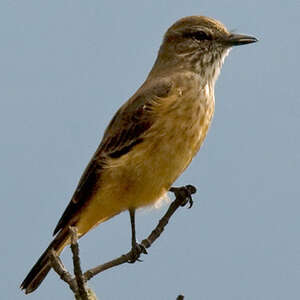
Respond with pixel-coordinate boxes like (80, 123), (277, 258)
(21, 16), (257, 294)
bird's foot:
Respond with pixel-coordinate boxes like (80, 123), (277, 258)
(127, 242), (148, 264)
(169, 185), (197, 208)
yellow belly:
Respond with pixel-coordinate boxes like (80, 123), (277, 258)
(76, 92), (215, 236)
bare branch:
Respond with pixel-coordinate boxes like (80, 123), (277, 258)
(70, 227), (89, 300)
(84, 185), (196, 280)
(50, 185), (197, 299)
(48, 249), (77, 294)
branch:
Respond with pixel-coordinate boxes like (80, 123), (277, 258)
(49, 185), (197, 299)
(49, 249), (77, 294)
(70, 227), (89, 300)
(85, 185), (196, 280)
(49, 229), (96, 300)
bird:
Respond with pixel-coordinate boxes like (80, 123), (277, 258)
(21, 15), (257, 294)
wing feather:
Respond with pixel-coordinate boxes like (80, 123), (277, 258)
(53, 79), (172, 235)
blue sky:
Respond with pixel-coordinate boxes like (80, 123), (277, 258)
(1, 1), (299, 299)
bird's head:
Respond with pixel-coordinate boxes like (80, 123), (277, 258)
(150, 16), (257, 83)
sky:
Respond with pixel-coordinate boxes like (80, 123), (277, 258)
(1, 1), (300, 299)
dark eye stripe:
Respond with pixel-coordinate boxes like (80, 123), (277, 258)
(194, 31), (212, 40)
(183, 30), (212, 41)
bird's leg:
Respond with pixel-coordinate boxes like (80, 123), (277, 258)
(129, 208), (137, 249)
(128, 208), (147, 263)
(169, 185), (197, 208)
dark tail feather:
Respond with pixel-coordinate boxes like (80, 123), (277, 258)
(20, 229), (69, 294)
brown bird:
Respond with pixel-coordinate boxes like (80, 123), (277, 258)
(21, 16), (257, 294)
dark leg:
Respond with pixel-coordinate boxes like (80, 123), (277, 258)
(129, 209), (137, 250)
(128, 208), (147, 263)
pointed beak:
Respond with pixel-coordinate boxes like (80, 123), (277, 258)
(223, 33), (258, 46)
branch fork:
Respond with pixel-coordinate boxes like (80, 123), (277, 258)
(49, 185), (197, 299)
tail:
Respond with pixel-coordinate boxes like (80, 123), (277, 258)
(20, 228), (70, 294)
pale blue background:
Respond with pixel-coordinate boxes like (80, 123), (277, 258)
(1, 1), (299, 299)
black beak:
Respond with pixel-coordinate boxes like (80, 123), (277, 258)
(223, 33), (258, 46)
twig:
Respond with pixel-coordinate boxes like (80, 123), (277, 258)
(84, 185), (196, 280)
(49, 229), (93, 300)
(48, 249), (77, 294)
(70, 227), (89, 300)
(50, 185), (197, 299)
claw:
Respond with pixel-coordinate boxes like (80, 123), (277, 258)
(169, 185), (197, 208)
(127, 242), (147, 264)
(186, 194), (193, 208)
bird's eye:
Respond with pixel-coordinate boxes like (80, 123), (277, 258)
(193, 31), (211, 41)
